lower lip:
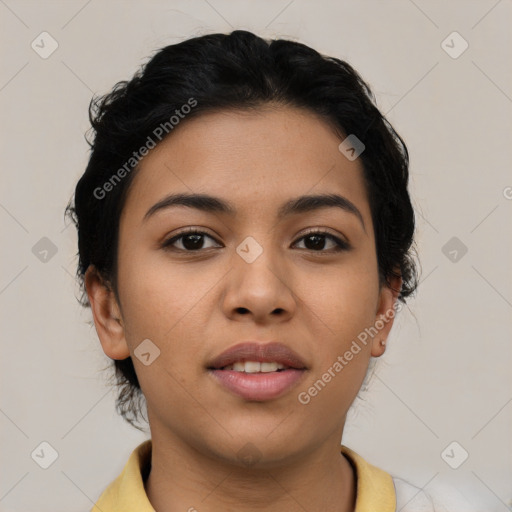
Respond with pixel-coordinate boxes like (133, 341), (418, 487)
(209, 369), (306, 401)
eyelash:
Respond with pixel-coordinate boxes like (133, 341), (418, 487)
(161, 228), (351, 254)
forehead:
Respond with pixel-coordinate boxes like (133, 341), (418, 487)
(120, 106), (371, 226)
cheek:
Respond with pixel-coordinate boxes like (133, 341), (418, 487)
(118, 235), (380, 355)
(116, 248), (222, 401)
(117, 255), (210, 407)
(298, 254), (380, 406)
(117, 244), (205, 339)
(296, 270), (378, 422)
(306, 255), (379, 343)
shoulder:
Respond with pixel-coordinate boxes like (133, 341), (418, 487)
(393, 476), (489, 512)
(91, 440), (154, 512)
(392, 476), (436, 512)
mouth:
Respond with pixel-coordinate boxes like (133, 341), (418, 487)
(206, 342), (308, 401)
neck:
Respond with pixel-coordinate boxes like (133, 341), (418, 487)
(145, 428), (356, 512)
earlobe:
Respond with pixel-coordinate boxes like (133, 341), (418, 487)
(84, 266), (131, 360)
(370, 274), (402, 357)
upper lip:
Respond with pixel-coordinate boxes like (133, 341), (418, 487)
(207, 342), (308, 370)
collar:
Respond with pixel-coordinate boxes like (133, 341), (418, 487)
(91, 440), (396, 511)
(340, 445), (396, 512)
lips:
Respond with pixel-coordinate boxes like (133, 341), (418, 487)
(207, 341), (308, 370)
(207, 342), (308, 401)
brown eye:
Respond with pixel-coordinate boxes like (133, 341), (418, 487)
(162, 229), (350, 254)
(162, 230), (221, 252)
(293, 231), (350, 252)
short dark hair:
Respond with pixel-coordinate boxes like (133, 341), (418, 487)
(65, 29), (419, 430)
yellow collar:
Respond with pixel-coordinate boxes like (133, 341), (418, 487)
(91, 440), (396, 511)
(340, 445), (396, 512)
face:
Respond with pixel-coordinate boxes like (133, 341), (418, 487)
(87, 105), (400, 467)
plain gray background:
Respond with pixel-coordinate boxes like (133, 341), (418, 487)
(1, 1), (511, 510)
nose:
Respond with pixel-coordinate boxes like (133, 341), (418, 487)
(222, 240), (297, 325)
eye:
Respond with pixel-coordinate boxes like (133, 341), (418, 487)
(292, 230), (350, 253)
(161, 228), (350, 253)
(162, 229), (222, 252)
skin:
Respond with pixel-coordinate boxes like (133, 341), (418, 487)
(86, 105), (401, 512)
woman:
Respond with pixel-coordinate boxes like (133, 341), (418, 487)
(66, 29), (431, 511)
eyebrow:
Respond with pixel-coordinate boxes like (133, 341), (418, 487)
(143, 192), (366, 231)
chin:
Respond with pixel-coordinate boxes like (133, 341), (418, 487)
(203, 427), (311, 471)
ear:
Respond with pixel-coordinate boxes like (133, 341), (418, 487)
(370, 273), (402, 357)
(84, 265), (130, 360)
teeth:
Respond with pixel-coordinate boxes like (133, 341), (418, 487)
(223, 361), (286, 373)
(244, 361), (261, 373)
(261, 362), (279, 372)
